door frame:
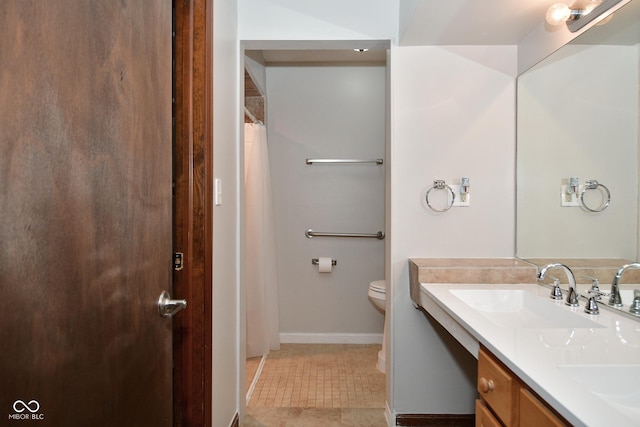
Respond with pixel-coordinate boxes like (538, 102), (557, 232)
(172, 0), (213, 426)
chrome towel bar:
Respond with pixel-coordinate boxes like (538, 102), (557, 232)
(305, 158), (383, 165)
(305, 229), (385, 240)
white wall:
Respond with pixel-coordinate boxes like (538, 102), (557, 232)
(517, 44), (639, 259)
(637, 43), (640, 261)
(239, 0), (395, 41)
(398, 0), (420, 41)
(237, 0), (520, 420)
(266, 65), (386, 341)
(212, 0), (241, 425)
(389, 45), (518, 414)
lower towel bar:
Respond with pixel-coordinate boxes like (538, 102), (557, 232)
(305, 229), (385, 240)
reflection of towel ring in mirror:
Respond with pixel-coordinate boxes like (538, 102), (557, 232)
(580, 180), (610, 212)
(425, 180), (455, 212)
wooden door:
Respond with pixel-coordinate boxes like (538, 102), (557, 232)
(0, 1), (174, 425)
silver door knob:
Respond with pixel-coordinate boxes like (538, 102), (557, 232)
(158, 291), (187, 318)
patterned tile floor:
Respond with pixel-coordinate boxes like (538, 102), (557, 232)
(243, 344), (387, 427)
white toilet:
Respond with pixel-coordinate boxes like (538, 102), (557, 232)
(368, 280), (387, 373)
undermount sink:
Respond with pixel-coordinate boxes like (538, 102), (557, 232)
(558, 364), (640, 422)
(449, 289), (603, 329)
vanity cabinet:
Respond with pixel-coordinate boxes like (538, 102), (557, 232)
(477, 347), (567, 427)
(476, 399), (502, 427)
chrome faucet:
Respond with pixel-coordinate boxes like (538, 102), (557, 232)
(538, 263), (579, 307)
(610, 263), (640, 307)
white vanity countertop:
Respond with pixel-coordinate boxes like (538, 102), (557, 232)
(420, 282), (640, 427)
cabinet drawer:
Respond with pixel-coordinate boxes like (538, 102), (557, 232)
(476, 399), (502, 427)
(478, 348), (517, 426)
(519, 388), (567, 427)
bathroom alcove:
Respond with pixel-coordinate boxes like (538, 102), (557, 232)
(241, 40), (390, 373)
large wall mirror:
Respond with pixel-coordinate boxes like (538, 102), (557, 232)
(517, 0), (640, 310)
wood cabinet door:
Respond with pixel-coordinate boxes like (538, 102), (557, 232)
(476, 399), (503, 427)
(0, 1), (173, 425)
(478, 348), (518, 426)
(519, 389), (567, 427)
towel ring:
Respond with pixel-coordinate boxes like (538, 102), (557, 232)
(580, 180), (610, 213)
(425, 180), (455, 212)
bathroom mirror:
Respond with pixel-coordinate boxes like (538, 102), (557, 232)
(516, 0), (640, 312)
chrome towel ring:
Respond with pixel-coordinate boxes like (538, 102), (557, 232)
(580, 180), (610, 212)
(426, 180), (455, 212)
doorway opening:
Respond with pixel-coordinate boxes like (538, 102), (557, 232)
(241, 43), (390, 424)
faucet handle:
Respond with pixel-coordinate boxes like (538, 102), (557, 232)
(548, 276), (563, 300)
(584, 286), (613, 314)
(584, 293), (600, 315)
(581, 275), (601, 299)
(585, 289), (606, 315)
(538, 275), (563, 300)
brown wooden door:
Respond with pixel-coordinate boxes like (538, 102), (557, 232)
(0, 1), (174, 426)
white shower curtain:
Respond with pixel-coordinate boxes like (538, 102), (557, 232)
(244, 123), (280, 358)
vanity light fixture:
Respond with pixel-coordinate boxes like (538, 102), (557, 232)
(353, 48), (369, 52)
(546, 0), (624, 32)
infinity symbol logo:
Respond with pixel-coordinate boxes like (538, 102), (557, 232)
(13, 400), (40, 413)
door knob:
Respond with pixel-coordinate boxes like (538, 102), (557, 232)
(158, 291), (187, 318)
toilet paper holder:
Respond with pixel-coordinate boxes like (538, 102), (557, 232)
(312, 258), (337, 266)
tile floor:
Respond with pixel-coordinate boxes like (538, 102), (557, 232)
(243, 344), (387, 427)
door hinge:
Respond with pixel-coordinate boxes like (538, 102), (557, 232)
(174, 252), (184, 271)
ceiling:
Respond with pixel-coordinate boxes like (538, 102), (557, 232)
(254, 49), (387, 65)
(248, 0), (621, 64)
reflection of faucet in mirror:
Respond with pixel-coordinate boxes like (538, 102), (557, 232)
(538, 263), (579, 307)
(610, 263), (640, 307)
(630, 290), (640, 315)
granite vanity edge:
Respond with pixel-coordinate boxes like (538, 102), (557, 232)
(408, 258), (539, 308)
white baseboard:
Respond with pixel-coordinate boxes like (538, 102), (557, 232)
(245, 353), (267, 404)
(280, 333), (383, 344)
(385, 401), (393, 427)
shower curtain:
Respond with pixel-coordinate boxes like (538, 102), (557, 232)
(244, 123), (280, 358)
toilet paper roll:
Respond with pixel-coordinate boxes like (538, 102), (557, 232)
(318, 257), (333, 273)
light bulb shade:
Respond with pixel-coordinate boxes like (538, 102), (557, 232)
(546, 3), (572, 25)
